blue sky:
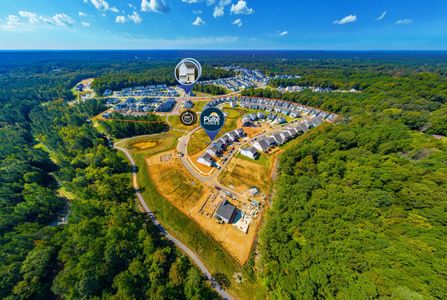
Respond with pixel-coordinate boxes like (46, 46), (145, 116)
(0, 0), (446, 50)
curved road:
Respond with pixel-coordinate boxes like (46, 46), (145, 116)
(114, 145), (233, 300)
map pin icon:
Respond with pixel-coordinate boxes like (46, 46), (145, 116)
(175, 58), (202, 96)
(200, 107), (225, 141)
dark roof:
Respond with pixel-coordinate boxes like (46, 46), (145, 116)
(215, 200), (237, 221)
(200, 153), (214, 162)
(243, 146), (258, 155)
(257, 140), (269, 151)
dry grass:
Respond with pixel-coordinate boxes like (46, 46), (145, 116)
(219, 157), (271, 194)
(147, 152), (203, 209)
(133, 141), (157, 150)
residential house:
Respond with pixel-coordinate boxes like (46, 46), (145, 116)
(253, 139), (269, 152)
(272, 133), (285, 145)
(240, 147), (259, 160)
(197, 153), (214, 167)
(214, 200), (237, 224)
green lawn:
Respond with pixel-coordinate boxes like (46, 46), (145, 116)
(167, 115), (197, 131)
(192, 100), (209, 112)
(236, 152), (271, 168)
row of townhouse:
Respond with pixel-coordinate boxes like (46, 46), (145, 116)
(197, 128), (246, 167)
(240, 118), (324, 160)
(112, 97), (176, 113)
(199, 66), (270, 91)
(114, 85), (178, 98)
(204, 96), (337, 122)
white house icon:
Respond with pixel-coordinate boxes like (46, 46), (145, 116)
(178, 63), (196, 84)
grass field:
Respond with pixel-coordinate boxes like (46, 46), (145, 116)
(236, 152), (271, 168)
(117, 131), (265, 299)
(167, 115), (197, 131)
(192, 100), (210, 112)
(117, 131), (184, 155)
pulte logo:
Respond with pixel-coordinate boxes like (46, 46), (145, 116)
(203, 112), (221, 126)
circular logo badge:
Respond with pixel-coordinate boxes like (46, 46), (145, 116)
(180, 110), (198, 126)
(174, 58), (202, 86)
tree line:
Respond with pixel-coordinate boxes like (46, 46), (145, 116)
(100, 112), (169, 139)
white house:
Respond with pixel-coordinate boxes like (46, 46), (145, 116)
(240, 147), (259, 160)
(178, 63), (196, 84)
(197, 153), (214, 167)
(206, 145), (222, 157)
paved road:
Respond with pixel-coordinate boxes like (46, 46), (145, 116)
(114, 145), (233, 300)
(176, 127), (243, 199)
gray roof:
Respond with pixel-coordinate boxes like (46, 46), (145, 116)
(281, 131), (292, 139)
(200, 153), (214, 162)
(243, 146), (258, 155)
(256, 140), (269, 151)
(215, 200), (237, 221)
(266, 137), (276, 146)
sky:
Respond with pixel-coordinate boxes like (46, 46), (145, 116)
(0, 0), (446, 50)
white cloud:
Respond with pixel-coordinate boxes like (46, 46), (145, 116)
(396, 18), (413, 25)
(81, 21), (91, 27)
(40, 14), (75, 27)
(193, 9), (202, 14)
(206, 0), (215, 5)
(0, 15), (23, 31)
(230, 0), (254, 15)
(90, 0), (110, 10)
(18, 11), (39, 24)
(278, 30), (288, 36)
(232, 18), (242, 27)
(115, 15), (126, 23)
(182, 0), (201, 3)
(110, 6), (119, 13)
(78, 11), (88, 17)
(192, 16), (205, 26)
(333, 15), (357, 25)
(213, 6), (224, 18)
(376, 11), (387, 21)
(141, 0), (170, 13)
(1, 11), (76, 31)
(128, 11), (143, 24)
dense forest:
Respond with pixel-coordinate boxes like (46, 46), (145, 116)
(193, 83), (229, 95)
(0, 58), (216, 299)
(100, 112), (168, 138)
(257, 60), (447, 298)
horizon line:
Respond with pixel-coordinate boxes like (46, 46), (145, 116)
(1, 49), (447, 52)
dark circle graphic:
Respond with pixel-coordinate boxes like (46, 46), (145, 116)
(179, 110), (198, 126)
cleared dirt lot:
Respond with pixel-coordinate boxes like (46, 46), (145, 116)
(146, 151), (259, 264)
(219, 154), (272, 194)
(146, 151), (204, 209)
